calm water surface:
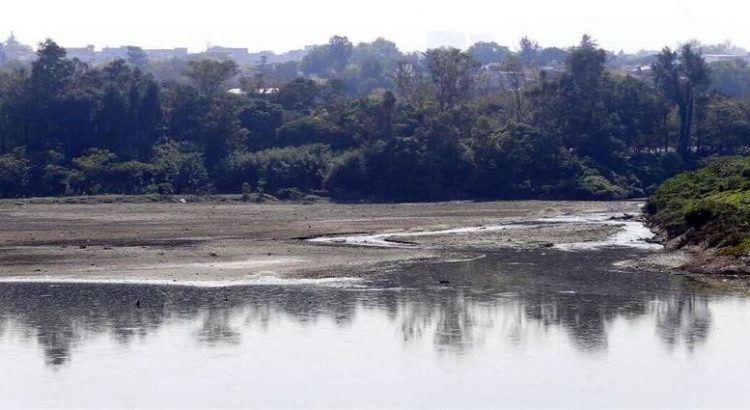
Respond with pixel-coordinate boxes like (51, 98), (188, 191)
(1, 248), (749, 409)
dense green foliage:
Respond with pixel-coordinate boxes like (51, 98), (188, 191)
(0, 35), (748, 201)
(646, 157), (750, 255)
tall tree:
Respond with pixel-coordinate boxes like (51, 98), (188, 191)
(501, 55), (526, 120)
(327, 35), (353, 74)
(185, 60), (238, 98)
(30, 40), (74, 97)
(652, 45), (710, 160)
(391, 61), (429, 108)
(95, 84), (129, 154)
(566, 35), (607, 92)
(519, 37), (540, 72)
(133, 81), (163, 159)
(351, 37), (402, 71)
(468, 41), (512, 65)
(424, 48), (480, 112)
(22, 40), (76, 152)
(300, 35), (353, 77)
(126, 46), (148, 68)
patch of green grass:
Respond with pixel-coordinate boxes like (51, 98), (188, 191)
(721, 238), (750, 257)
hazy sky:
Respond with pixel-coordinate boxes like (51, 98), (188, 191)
(1, 0), (747, 53)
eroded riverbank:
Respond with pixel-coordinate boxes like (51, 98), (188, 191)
(0, 199), (654, 284)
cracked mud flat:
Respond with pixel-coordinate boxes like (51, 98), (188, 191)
(0, 199), (656, 285)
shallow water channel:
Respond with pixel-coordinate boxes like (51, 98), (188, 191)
(1, 222), (750, 408)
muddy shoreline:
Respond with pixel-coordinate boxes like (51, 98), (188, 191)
(0, 199), (654, 284)
(642, 222), (750, 292)
(670, 250), (750, 292)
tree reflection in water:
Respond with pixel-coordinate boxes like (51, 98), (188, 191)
(655, 294), (712, 353)
(0, 249), (719, 368)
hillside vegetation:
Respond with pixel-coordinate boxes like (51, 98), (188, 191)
(646, 157), (750, 256)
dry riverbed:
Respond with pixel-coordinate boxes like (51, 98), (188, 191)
(0, 199), (649, 284)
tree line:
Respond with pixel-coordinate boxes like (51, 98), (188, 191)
(1, 35), (749, 201)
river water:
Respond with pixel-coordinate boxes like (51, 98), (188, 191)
(1, 231), (750, 408)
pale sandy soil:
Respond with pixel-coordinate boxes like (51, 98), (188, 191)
(0, 199), (645, 284)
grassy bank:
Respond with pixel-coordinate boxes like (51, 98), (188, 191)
(646, 157), (750, 256)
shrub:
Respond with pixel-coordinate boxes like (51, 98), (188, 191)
(241, 182), (253, 202)
(224, 144), (333, 194)
(576, 174), (629, 200)
(41, 164), (77, 196)
(0, 152), (31, 198)
(108, 161), (155, 194)
(276, 187), (305, 200)
(325, 150), (368, 200)
(152, 142), (209, 194)
(71, 148), (118, 194)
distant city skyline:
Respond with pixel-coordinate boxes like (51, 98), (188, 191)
(3, 0), (750, 53)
